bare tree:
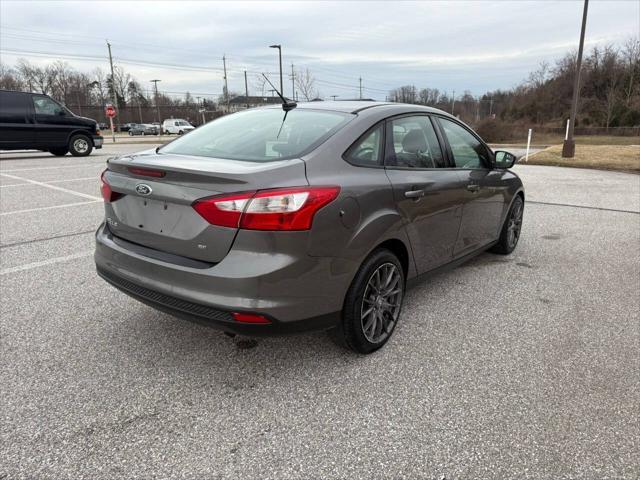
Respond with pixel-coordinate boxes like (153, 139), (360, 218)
(0, 63), (22, 90)
(295, 68), (319, 101)
(91, 68), (108, 106)
(622, 37), (640, 106)
(254, 74), (268, 97)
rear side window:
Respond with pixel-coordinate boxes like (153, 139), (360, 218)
(438, 117), (490, 169)
(32, 96), (65, 116)
(0, 91), (29, 124)
(385, 115), (444, 168)
(161, 108), (353, 162)
(343, 123), (384, 167)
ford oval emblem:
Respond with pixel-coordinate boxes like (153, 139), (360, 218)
(135, 183), (152, 196)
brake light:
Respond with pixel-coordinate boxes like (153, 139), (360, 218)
(100, 170), (123, 202)
(192, 186), (340, 231)
(128, 167), (166, 178)
(232, 312), (271, 324)
(193, 192), (255, 228)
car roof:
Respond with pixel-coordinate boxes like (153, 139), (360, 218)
(265, 100), (449, 116)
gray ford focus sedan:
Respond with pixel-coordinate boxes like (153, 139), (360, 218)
(95, 101), (524, 353)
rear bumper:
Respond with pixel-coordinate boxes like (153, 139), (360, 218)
(94, 223), (352, 334)
(93, 135), (103, 149)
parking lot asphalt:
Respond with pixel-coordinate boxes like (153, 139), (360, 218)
(1, 145), (638, 479)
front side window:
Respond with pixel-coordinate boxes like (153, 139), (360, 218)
(161, 108), (353, 162)
(344, 124), (383, 167)
(385, 115), (444, 168)
(32, 96), (66, 116)
(438, 118), (489, 169)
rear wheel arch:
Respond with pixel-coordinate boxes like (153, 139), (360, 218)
(375, 238), (410, 280)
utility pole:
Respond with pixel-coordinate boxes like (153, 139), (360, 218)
(222, 55), (229, 111)
(489, 97), (493, 117)
(290, 63), (295, 101)
(475, 97), (480, 122)
(562, 0), (589, 158)
(330, 95), (338, 101)
(244, 70), (249, 108)
(150, 79), (161, 136)
(106, 41), (119, 139)
(359, 77), (363, 99)
(451, 90), (455, 115)
(137, 96), (142, 123)
(269, 45), (283, 95)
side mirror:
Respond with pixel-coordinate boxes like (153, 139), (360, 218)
(494, 150), (517, 169)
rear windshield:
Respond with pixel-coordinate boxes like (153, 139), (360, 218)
(160, 108), (353, 162)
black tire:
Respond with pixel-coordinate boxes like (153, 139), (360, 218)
(49, 148), (68, 156)
(128, 131), (133, 136)
(68, 134), (93, 157)
(490, 195), (524, 255)
(178, 130), (184, 135)
(338, 249), (405, 354)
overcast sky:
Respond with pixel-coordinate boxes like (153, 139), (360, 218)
(1, 0), (638, 101)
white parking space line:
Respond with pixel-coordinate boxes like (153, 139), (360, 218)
(0, 163), (104, 173)
(0, 177), (98, 188)
(0, 200), (101, 216)
(0, 172), (101, 200)
(0, 250), (93, 275)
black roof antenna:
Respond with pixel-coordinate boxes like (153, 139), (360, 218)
(262, 73), (297, 111)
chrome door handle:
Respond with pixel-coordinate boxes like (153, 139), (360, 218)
(466, 184), (480, 193)
(404, 189), (425, 198)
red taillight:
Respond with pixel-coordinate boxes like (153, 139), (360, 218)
(232, 312), (271, 324)
(193, 191), (255, 228)
(128, 167), (166, 178)
(100, 170), (123, 203)
(192, 186), (340, 231)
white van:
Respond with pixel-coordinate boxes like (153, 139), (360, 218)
(162, 119), (195, 135)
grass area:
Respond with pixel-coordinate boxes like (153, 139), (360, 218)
(495, 135), (639, 147)
(533, 134), (639, 146)
(524, 144), (640, 173)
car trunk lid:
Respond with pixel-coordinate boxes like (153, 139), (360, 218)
(102, 152), (308, 263)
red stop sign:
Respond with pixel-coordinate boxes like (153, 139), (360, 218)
(105, 104), (116, 118)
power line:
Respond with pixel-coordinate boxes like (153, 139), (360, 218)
(2, 28), (400, 90)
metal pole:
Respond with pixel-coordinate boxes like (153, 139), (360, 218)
(451, 90), (455, 115)
(278, 48), (283, 96)
(359, 77), (362, 99)
(106, 41), (118, 142)
(222, 55), (229, 111)
(525, 128), (532, 162)
(244, 70), (249, 108)
(489, 98), (493, 117)
(150, 79), (161, 136)
(563, 0), (589, 158)
(291, 63), (295, 100)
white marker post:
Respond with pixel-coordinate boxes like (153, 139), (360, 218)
(565, 118), (570, 141)
(525, 128), (532, 162)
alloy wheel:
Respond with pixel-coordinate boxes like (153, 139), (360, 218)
(74, 138), (89, 154)
(507, 200), (523, 249)
(360, 262), (403, 343)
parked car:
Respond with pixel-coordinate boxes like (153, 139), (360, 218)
(0, 89), (103, 156)
(96, 102), (524, 353)
(128, 123), (158, 136)
(120, 123), (136, 132)
(162, 118), (195, 135)
(98, 122), (109, 130)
